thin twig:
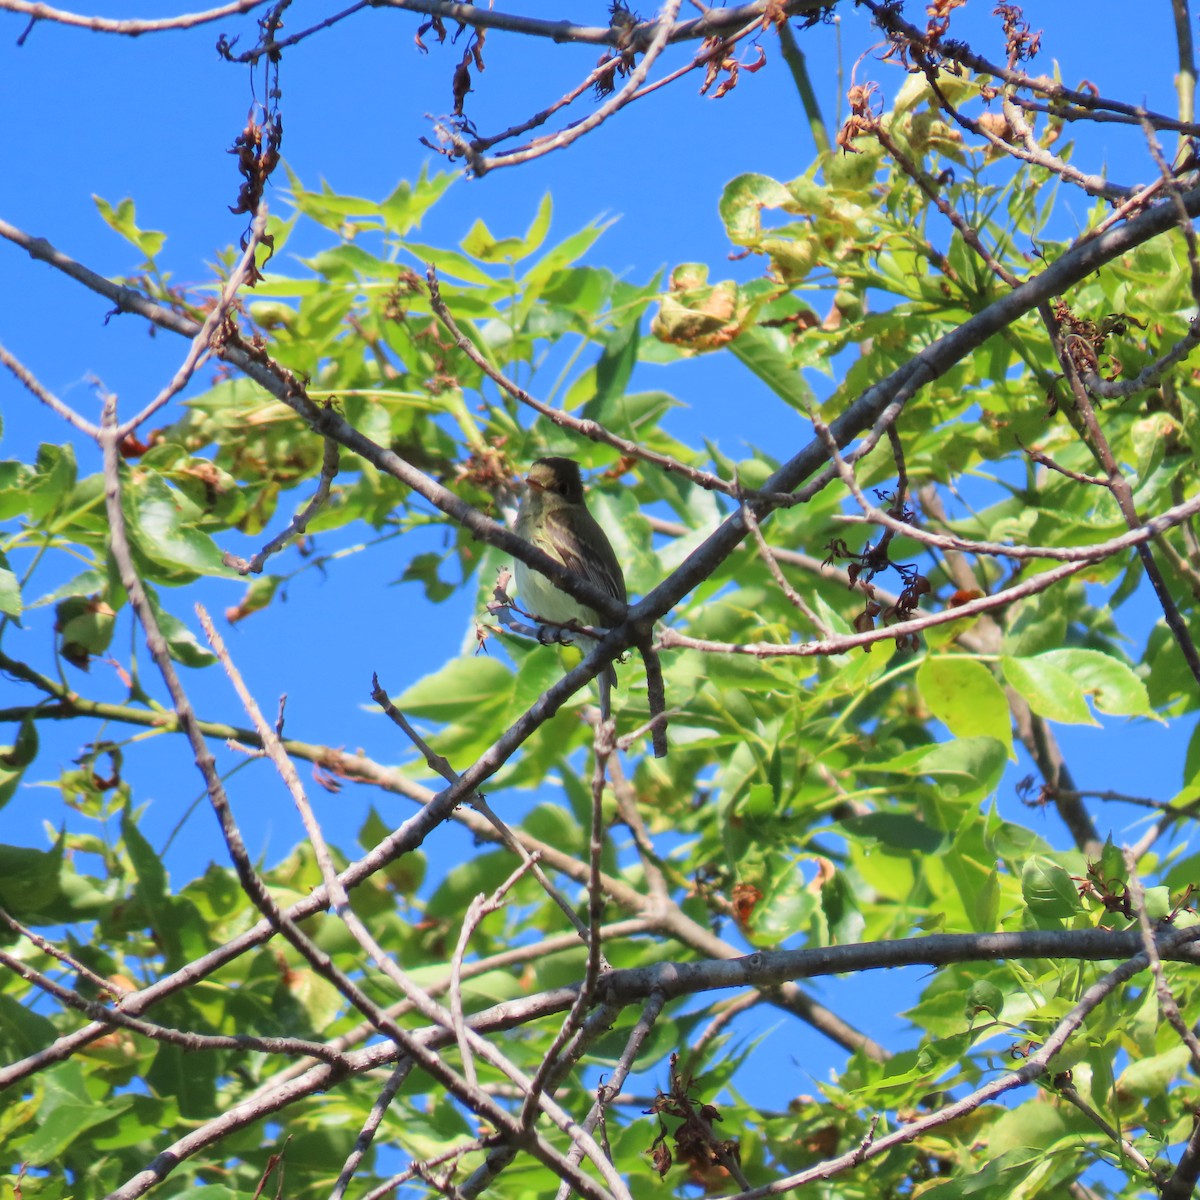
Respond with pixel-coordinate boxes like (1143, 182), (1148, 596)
(873, 122), (1020, 288)
(467, 1003), (622, 1198)
(358, 1137), (486, 1200)
(232, 0), (830, 59)
(551, 991), (668, 1200)
(372, 674), (591, 939)
(0, 909), (123, 995)
(118, 203), (270, 437)
(603, 740), (671, 903)
(1045, 306), (1200, 689)
(425, 265), (729, 495)
(866, 0), (1200, 139)
(1057, 1081), (1164, 1187)
(517, 718), (616, 1128)
(0, 0), (266, 38)
(450, 859), (539, 1090)
(1126, 850), (1200, 1200)
(0, 943), (349, 1064)
(1125, 851), (1200, 1075)
(473, 0), (684, 175)
(224, 436), (339, 575)
(1142, 114), (1200, 309)
(0, 341), (99, 435)
(1076, 317), (1200, 400)
(739, 482), (831, 635)
(681, 990), (764, 1080)
(835, 485), (1200, 564)
(709, 941), (1182, 1199)
(1019, 440), (1108, 487)
(658, 553), (1093, 658)
(195, 613), (625, 1200)
(331, 1062), (415, 1200)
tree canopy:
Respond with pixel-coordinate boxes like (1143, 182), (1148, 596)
(3, 3), (1200, 1200)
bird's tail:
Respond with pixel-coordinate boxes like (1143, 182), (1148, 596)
(599, 664), (615, 721)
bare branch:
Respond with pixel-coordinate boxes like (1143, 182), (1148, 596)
(0, 0), (266, 39)
(224, 436), (340, 575)
(658, 553), (1093, 658)
(450, 858), (539, 1090)
(1044, 302), (1200, 689)
(372, 673), (592, 939)
(711, 940), (1187, 1199)
(370, 0), (828, 53)
(118, 201), (271, 437)
(866, 0), (1200, 139)
(1076, 317), (1200, 400)
(0, 340), (100, 435)
(426, 264), (731, 495)
(332, 1062), (416, 1200)
(0, 942), (349, 1064)
(550, 992), (668, 1200)
(836, 484), (1200, 564)
(473, 0), (685, 175)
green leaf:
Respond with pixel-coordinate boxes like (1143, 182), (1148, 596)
(718, 172), (796, 245)
(1115, 1044), (1192, 1098)
(460, 198), (551, 264)
(393, 656), (515, 723)
(945, 845), (1000, 932)
(0, 549), (21, 617)
(521, 192), (553, 257)
(965, 979), (1005, 1021)
(400, 552), (456, 603)
(19, 1078), (130, 1165)
(841, 812), (947, 853)
(587, 316), (640, 418)
(748, 864), (817, 945)
(729, 326), (817, 411)
(92, 1093), (179, 1152)
(0, 716), (38, 811)
(55, 594), (116, 668)
(0, 459), (33, 519)
(866, 737), (1009, 796)
(126, 471), (230, 579)
(378, 165), (457, 234)
(1036, 648), (1154, 717)
(144, 587), (217, 668)
(27, 444), (77, 522)
(0, 993), (57, 1058)
(1001, 653), (1096, 725)
(146, 1041), (218, 1118)
(1003, 588), (1070, 657)
(0, 835), (65, 919)
(986, 1108), (1069, 1157)
(425, 850), (515, 919)
(29, 567), (109, 611)
(92, 194), (166, 261)
(402, 241), (498, 286)
(121, 803), (167, 907)
(1020, 855), (1081, 919)
(917, 657), (1013, 754)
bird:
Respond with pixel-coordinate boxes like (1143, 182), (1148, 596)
(513, 456), (626, 715)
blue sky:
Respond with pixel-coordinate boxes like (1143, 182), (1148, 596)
(1, 0), (1196, 1116)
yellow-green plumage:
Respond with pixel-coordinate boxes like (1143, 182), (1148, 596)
(513, 457), (626, 695)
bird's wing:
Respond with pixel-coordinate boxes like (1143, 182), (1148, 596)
(542, 508), (627, 605)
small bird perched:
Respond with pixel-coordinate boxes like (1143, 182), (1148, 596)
(513, 456), (626, 710)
